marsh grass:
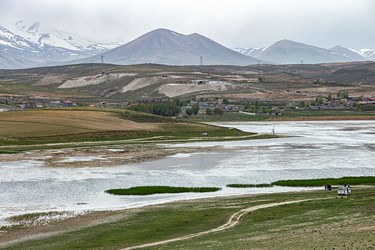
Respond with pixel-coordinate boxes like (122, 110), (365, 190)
(227, 184), (274, 188)
(105, 186), (221, 195)
(272, 176), (375, 187)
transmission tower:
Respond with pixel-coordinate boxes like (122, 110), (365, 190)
(101, 55), (104, 64)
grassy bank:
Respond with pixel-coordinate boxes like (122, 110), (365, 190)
(106, 186), (221, 195)
(272, 176), (375, 187)
(2, 187), (374, 250)
(227, 177), (375, 188)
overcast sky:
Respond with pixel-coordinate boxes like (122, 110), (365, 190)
(1, 0), (374, 49)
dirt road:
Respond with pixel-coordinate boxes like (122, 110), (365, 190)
(122, 199), (316, 250)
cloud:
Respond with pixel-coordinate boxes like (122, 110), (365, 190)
(0, 0), (374, 49)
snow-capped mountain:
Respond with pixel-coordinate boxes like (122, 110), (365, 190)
(234, 40), (373, 64)
(236, 42), (375, 64)
(358, 49), (375, 61)
(233, 47), (265, 59)
(10, 20), (119, 52)
(0, 20), (122, 68)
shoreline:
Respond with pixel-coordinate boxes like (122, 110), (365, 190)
(266, 115), (375, 121)
(1, 186), (374, 249)
(0, 189), (315, 247)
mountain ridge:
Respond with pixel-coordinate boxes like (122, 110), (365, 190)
(235, 41), (375, 64)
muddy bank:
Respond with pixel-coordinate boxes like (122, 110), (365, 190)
(0, 144), (219, 168)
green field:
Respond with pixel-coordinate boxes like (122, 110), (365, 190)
(2, 187), (374, 250)
(106, 186), (221, 195)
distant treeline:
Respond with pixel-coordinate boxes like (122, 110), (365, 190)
(129, 101), (181, 117)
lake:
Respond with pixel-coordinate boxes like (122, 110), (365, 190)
(1, 120), (374, 225)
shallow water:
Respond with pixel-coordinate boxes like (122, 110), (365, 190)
(0, 120), (374, 225)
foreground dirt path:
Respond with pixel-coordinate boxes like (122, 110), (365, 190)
(122, 199), (317, 250)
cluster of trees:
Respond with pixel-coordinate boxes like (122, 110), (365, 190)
(243, 101), (276, 114)
(129, 101), (181, 117)
(185, 104), (223, 116)
(299, 92), (350, 108)
(185, 103), (199, 116)
(205, 108), (223, 116)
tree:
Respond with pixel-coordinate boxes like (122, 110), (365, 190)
(206, 108), (213, 115)
(172, 98), (181, 106)
(327, 94), (332, 101)
(254, 101), (260, 111)
(185, 108), (194, 116)
(244, 102), (251, 110)
(299, 101), (306, 109)
(222, 98), (229, 105)
(315, 97), (323, 105)
(213, 108), (223, 116)
(262, 106), (271, 113)
(192, 103), (199, 115)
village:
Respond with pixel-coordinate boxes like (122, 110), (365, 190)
(0, 92), (374, 116)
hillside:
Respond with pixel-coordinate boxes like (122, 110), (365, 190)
(1, 62), (375, 102)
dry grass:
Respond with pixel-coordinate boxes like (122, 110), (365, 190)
(0, 110), (159, 138)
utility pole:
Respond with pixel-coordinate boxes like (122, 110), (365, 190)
(101, 55), (104, 64)
(200, 56), (203, 66)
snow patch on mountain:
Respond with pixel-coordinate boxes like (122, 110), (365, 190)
(358, 49), (375, 61)
(10, 20), (118, 51)
(233, 47), (265, 58)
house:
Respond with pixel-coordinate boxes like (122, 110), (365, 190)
(0, 105), (12, 112)
(337, 185), (351, 196)
(63, 100), (74, 107)
(49, 101), (63, 107)
(35, 103), (44, 108)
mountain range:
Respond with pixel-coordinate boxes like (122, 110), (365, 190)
(235, 41), (375, 64)
(0, 21), (121, 68)
(0, 21), (375, 69)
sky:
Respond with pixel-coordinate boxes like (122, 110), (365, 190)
(0, 0), (374, 49)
